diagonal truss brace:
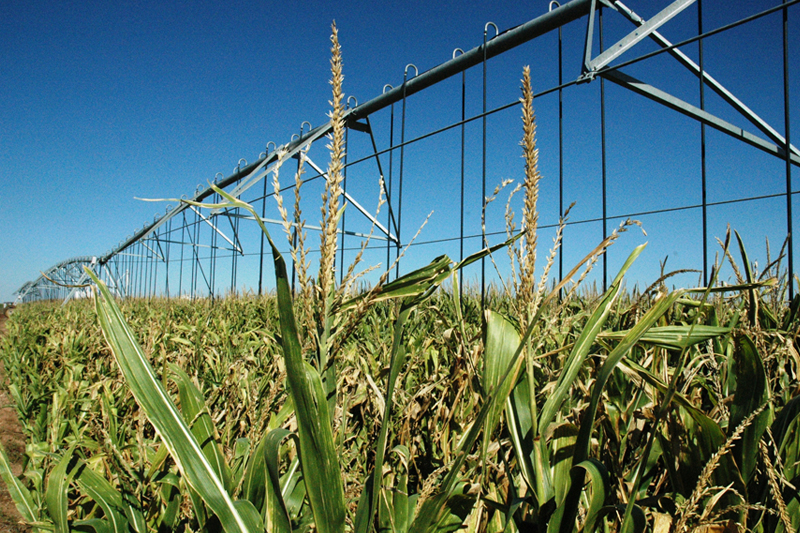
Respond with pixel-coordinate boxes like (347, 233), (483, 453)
(222, 208), (245, 255)
(141, 239), (165, 262)
(302, 155), (398, 244)
(602, 70), (800, 167)
(108, 262), (128, 299)
(188, 205), (243, 254)
(612, 0), (800, 158)
(582, 0), (696, 80)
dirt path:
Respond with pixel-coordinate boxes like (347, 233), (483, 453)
(0, 308), (29, 533)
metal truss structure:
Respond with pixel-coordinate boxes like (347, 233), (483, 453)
(15, 256), (119, 303)
(16, 0), (799, 304)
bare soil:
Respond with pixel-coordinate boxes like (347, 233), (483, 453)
(0, 308), (29, 533)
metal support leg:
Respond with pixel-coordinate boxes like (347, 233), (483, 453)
(179, 212), (186, 297)
(481, 27), (490, 311)
(558, 9), (565, 295)
(398, 66), (416, 279)
(784, 0), (794, 299)
(231, 209), (239, 295)
(699, 0), (708, 286)
(165, 219), (172, 297)
(387, 98), (395, 275)
(600, 7), (608, 291)
(258, 165), (268, 296)
(457, 48), (466, 303)
(210, 205), (218, 299)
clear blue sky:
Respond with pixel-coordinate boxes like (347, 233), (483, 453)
(1, 0), (798, 302)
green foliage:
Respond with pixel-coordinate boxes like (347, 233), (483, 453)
(2, 251), (799, 533)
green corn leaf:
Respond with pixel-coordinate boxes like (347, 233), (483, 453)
(0, 442), (38, 526)
(408, 351), (527, 533)
(84, 268), (259, 533)
(186, 486), (209, 531)
(341, 232), (523, 312)
(354, 253), (456, 533)
(156, 473), (182, 533)
(621, 359), (719, 415)
(734, 230), (758, 327)
(597, 325), (731, 350)
(558, 278), (776, 533)
(281, 461), (306, 520)
(592, 505), (647, 533)
(431, 483), (477, 533)
(389, 445), (412, 533)
(773, 395), (800, 464)
(45, 445), (77, 533)
(573, 459), (609, 533)
(774, 400), (800, 533)
(239, 389), (295, 514)
(74, 461), (129, 533)
(378, 485), (392, 533)
(481, 310), (521, 457)
(621, 358), (745, 487)
(551, 423), (579, 507)
(506, 378), (541, 502)
(263, 428), (295, 533)
(729, 334), (773, 483)
(145, 444), (170, 481)
(233, 500), (264, 533)
(453, 232), (524, 271)
(241, 434), (269, 514)
(341, 255), (452, 311)
(170, 364), (232, 492)
(231, 438), (251, 492)
(73, 518), (112, 533)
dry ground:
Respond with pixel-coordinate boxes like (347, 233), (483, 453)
(0, 308), (29, 533)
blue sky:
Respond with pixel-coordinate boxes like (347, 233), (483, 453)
(1, 0), (798, 302)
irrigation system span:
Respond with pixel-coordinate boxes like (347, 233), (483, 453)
(16, 0), (800, 304)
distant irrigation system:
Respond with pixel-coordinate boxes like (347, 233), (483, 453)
(16, 0), (800, 304)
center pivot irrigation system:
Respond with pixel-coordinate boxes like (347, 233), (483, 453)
(15, 0), (799, 304)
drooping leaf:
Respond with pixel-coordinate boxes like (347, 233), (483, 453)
(84, 268), (259, 533)
(45, 446), (77, 533)
(74, 461), (130, 533)
(0, 443), (38, 526)
(571, 459), (609, 533)
(598, 325), (731, 351)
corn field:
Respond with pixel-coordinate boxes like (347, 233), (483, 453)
(2, 250), (800, 533)
(2, 23), (800, 533)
